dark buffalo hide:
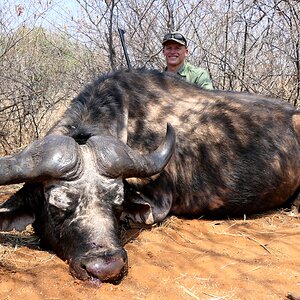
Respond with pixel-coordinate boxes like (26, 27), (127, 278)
(0, 69), (299, 284)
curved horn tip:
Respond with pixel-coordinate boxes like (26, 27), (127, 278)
(146, 123), (176, 173)
(159, 123), (176, 157)
(166, 123), (176, 144)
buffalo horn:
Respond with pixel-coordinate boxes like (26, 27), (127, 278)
(90, 123), (176, 178)
(0, 135), (80, 185)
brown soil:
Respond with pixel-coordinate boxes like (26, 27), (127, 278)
(0, 186), (299, 300)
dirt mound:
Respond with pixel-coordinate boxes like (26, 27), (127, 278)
(0, 187), (299, 300)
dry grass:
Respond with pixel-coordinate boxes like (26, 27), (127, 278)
(0, 226), (54, 274)
(0, 187), (299, 300)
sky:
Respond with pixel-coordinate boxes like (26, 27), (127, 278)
(5, 0), (81, 30)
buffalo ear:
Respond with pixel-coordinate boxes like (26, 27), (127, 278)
(0, 207), (35, 231)
(121, 173), (173, 225)
(0, 188), (36, 232)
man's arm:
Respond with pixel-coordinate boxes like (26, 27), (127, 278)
(195, 69), (214, 90)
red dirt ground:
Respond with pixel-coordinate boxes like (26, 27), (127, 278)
(0, 186), (299, 300)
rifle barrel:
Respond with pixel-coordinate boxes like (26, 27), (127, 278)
(118, 28), (132, 70)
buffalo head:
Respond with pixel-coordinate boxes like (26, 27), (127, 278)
(0, 124), (175, 284)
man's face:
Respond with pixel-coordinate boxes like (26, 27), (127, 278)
(163, 41), (188, 69)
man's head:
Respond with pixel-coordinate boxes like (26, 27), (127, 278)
(162, 32), (188, 72)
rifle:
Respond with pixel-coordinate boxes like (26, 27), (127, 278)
(118, 28), (132, 70)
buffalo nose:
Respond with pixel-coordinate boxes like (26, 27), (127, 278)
(82, 249), (128, 283)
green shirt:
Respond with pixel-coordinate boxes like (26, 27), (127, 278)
(177, 63), (214, 90)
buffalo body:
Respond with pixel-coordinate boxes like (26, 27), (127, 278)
(0, 69), (299, 283)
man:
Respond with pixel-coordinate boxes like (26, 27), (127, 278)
(162, 32), (214, 90)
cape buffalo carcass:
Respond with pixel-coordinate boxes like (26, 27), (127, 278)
(0, 69), (299, 284)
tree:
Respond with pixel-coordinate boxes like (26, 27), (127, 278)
(1, 0), (299, 154)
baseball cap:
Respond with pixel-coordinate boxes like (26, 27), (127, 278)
(162, 32), (187, 47)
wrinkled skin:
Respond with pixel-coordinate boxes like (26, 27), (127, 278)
(41, 141), (128, 282)
(40, 174), (127, 283)
(1, 69), (300, 284)
(7, 178), (127, 284)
